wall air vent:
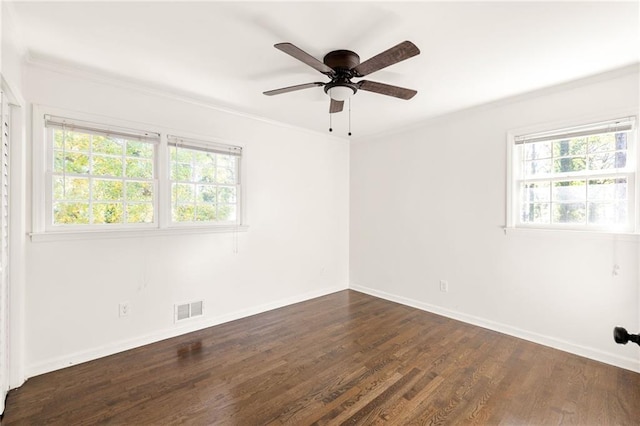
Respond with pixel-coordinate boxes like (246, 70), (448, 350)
(175, 300), (204, 322)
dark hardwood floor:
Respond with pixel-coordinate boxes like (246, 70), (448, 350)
(4, 290), (640, 424)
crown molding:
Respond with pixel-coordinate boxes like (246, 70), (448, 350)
(24, 52), (349, 143)
(352, 62), (640, 144)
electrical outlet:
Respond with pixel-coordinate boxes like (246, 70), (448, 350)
(439, 280), (448, 292)
(119, 301), (130, 318)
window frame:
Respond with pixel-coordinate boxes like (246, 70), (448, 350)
(31, 105), (247, 241)
(44, 115), (160, 231)
(167, 134), (242, 227)
(506, 112), (638, 234)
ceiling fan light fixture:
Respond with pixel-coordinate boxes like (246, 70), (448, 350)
(327, 85), (356, 101)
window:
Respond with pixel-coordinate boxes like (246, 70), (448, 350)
(45, 115), (159, 228)
(33, 108), (244, 238)
(509, 116), (637, 232)
(168, 135), (241, 224)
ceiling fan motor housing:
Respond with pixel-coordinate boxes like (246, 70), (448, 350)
(323, 50), (360, 100)
(323, 50), (360, 70)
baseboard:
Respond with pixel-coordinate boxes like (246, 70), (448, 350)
(26, 284), (348, 378)
(349, 283), (640, 373)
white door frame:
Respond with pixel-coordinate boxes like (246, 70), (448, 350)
(1, 74), (26, 404)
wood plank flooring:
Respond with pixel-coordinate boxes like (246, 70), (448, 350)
(3, 290), (640, 424)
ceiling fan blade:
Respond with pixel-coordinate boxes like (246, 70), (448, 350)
(352, 41), (420, 77)
(329, 99), (344, 114)
(263, 82), (325, 96)
(358, 80), (417, 100)
(275, 43), (335, 75)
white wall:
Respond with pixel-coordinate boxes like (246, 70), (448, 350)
(350, 67), (640, 372)
(17, 56), (640, 379)
(1, 2), (23, 92)
(23, 64), (349, 376)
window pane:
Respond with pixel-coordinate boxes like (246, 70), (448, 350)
(195, 204), (216, 221)
(524, 160), (551, 176)
(194, 151), (215, 167)
(93, 155), (123, 177)
(524, 141), (551, 160)
(521, 202), (550, 223)
(587, 133), (617, 153)
(588, 202), (627, 225)
(614, 151), (627, 168)
(170, 147), (192, 163)
(93, 203), (124, 224)
(171, 162), (192, 181)
(53, 176), (90, 200)
(127, 203), (154, 223)
(173, 205), (195, 222)
(553, 157), (586, 173)
(197, 185), (216, 204)
(126, 141), (153, 158)
(172, 183), (195, 203)
(54, 202), (89, 224)
(615, 133), (628, 149)
(217, 186), (237, 204)
(126, 181), (153, 202)
(552, 180), (585, 202)
(195, 164), (215, 183)
(552, 203), (586, 224)
(125, 158), (153, 179)
(588, 178), (627, 201)
(216, 167), (236, 184)
(217, 204), (237, 222)
(588, 153), (617, 170)
(93, 179), (123, 201)
(553, 138), (587, 156)
(92, 135), (124, 155)
(54, 130), (90, 151)
(54, 151), (90, 174)
(216, 154), (236, 168)
(522, 182), (550, 203)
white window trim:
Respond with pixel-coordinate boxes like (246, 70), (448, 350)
(166, 134), (242, 228)
(506, 109), (640, 235)
(44, 122), (160, 232)
(31, 105), (248, 242)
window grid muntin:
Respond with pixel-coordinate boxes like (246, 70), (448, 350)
(37, 109), (245, 235)
(522, 132), (631, 179)
(516, 126), (635, 231)
(520, 174), (632, 226)
(169, 144), (239, 224)
(50, 128), (156, 226)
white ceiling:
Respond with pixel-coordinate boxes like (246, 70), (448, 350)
(8, 1), (640, 139)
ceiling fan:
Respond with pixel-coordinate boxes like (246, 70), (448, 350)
(263, 41), (420, 115)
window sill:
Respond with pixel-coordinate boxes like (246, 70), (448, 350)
(502, 226), (640, 242)
(29, 225), (249, 243)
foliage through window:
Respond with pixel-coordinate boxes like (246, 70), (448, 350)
(511, 117), (636, 232)
(169, 136), (240, 224)
(41, 113), (243, 233)
(47, 116), (158, 227)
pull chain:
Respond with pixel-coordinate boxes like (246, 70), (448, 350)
(348, 98), (352, 136)
(329, 110), (333, 132)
